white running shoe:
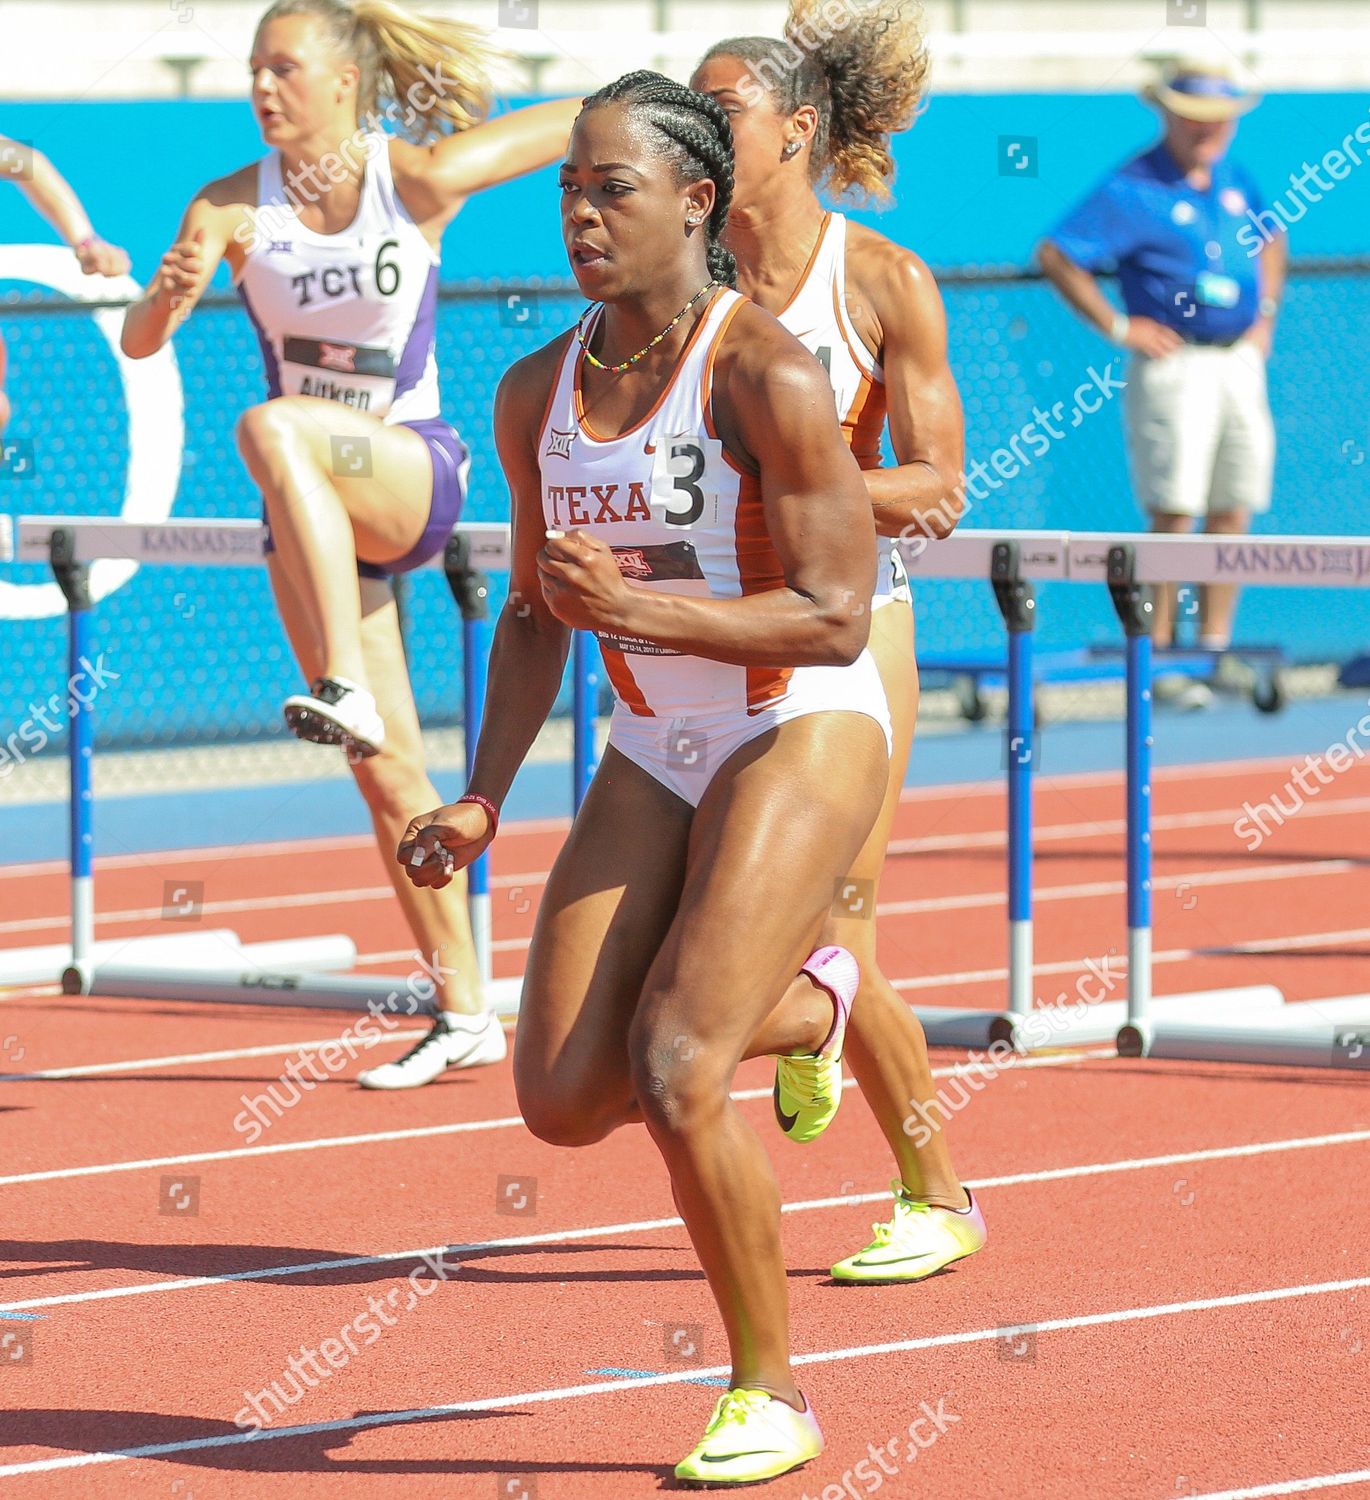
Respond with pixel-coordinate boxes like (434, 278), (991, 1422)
(357, 1011), (507, 1090)
(1152, 672), (1213, 712)
(1211, 651), (1255, 696)
(284, 676), (386, 758)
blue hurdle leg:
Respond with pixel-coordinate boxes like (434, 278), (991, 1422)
(1006, 624), (1034, 1021)
(572, 630), (600, 814)
(49, 529), (95, 991)
(1106, 544), (1155, 1057)
(985, 540), (1037, 1049)
(1123, 629), (1154, 1044)
(68, 601), (95, 987)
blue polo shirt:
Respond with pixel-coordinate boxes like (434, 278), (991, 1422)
(1048, 144), (1274, 342)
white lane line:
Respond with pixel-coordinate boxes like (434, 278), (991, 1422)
(1219, 927), (1370, 955)
(0, 833), (398, 882)
(0, 815), (577, 882)
(402, 860), (1363, 963)
(357, 860), (1368, 968)
(1184, 1472), (1370, 1499)
(893, 925), (1370, 992)
(2, 1031), (434, 1081)
(353, 946), (534, 963)
(12, 813), (1370, 942)
(0, 874), (542, 938)
(0, 1054), (1094, 1185)
(888, 792), (1370, 855)
(0, 886), (396, 938)
(880, 858), (1358, 917)
(8, 785), (1370, 931)
(4, 1125), (1364, 1316)
(1, 1274), (1366, 1478)
(0, 780), (1059, 884)
(1, 749), (1354, 881)
(904, 755), (1370, 801)
(0, 1007), (1084, 1079)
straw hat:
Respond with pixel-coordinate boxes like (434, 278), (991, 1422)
(1143, 59), (1260, 122)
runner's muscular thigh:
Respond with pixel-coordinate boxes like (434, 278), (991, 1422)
(826, 600), (918, 956)
(254, 394), (435, 561)
(513, 748), (694, 1107)
(633, 714), (887, 1064)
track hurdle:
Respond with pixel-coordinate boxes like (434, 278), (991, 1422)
(3, 515), (597, 1018)
(1068, 532), (1370, 1068)
(903, 528), (1370, 1066)
(10, 516), (1368, 1063)
(894, 532), (1065, 1050)
(900, 532), (1278, 1051)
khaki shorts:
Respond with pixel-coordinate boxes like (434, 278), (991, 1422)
(1123, 341), (1275, 519)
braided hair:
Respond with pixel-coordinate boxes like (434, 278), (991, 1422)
(580, 71), (738, 288)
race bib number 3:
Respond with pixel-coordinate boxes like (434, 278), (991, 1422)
(650, 433), (722, 529)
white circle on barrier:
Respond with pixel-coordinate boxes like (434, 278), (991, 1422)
(0, 244), (184, 619)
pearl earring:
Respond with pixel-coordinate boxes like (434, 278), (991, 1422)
(782, 141), (802, 161)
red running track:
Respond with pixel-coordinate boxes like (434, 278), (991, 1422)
(1, 757), (1368, 1499)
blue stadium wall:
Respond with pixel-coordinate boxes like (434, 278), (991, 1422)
(3, 91), (1368, 747)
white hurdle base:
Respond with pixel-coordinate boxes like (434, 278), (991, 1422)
(913, 1007), (1025, 1050)
(73, 960), (526, 1021)
(66, 934), (356, 1000)
(915, 985), (1285, 1052)
(1223, 995), (1370, 1027)
(2, 928), (248, 988)
(485, 976), (523, 1019)
(1141, 993), (1370, 1069)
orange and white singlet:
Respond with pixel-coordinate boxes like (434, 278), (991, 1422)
(537, 287), (890, 803)
(774, 213), (910, 608)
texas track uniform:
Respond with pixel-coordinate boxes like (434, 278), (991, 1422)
(235, 132), (468, 577)
(539, 287), (892, 807)
(775, 212), (910, 610)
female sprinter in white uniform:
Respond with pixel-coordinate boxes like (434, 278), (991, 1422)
(1, 132), (129, 435)
(401, 73), (891, 1486)
(694, 0), (988, 1281)
(122, 0), (581, 1082)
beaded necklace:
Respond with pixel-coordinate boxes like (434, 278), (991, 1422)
(576, 280), (717, 374)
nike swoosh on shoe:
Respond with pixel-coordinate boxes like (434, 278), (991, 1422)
(772, 1081), (799, 1133)
(698, 1451), (787, 1464)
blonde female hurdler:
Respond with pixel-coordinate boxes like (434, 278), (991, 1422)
(123, 0), (580, 1082)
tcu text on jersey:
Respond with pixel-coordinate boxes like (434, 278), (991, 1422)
(289, 239), (402, 306)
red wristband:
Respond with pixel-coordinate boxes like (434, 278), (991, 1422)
(456, 792), (499, 839)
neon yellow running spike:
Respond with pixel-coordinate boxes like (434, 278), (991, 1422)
(831, 1183), (988, 1284)
(674, 1387), (824, 1486)
(773, 945), (859, 1144)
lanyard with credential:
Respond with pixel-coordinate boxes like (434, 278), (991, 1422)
(1191, 177), (1241, 311)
